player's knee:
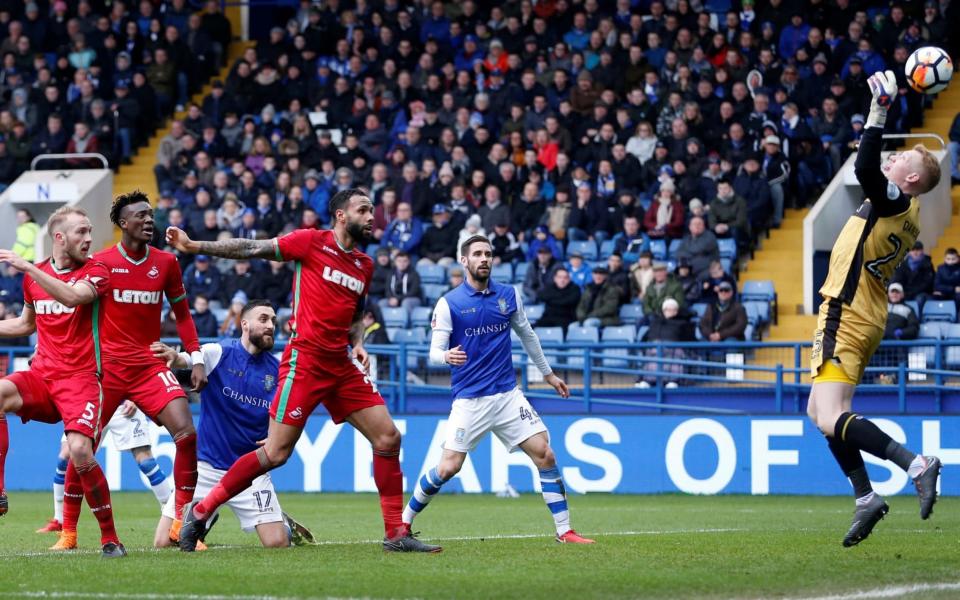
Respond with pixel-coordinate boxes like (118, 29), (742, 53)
(173, 425), (197, 442)
(0, 380), (21, 413)
(262, 535), (290, 549)
(260, 445), (290, 469)
(154, 532), (173, 548)
(534, 446), (557, 470)
(373, 427), (401, 453)
(66, 435), (94, 464)
(436, 458), (463, 480)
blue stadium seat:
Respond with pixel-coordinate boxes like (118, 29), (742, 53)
(944, 325), (960, 367)
(386, 327), (400, 342)
(744, 324), (755, 342)
(423, 284), (449, 304)
(410, 306), (432, 329)
(417, 264), (447, 285)
(211, 307), (228, 323)
(566, 240), (598, 261)
(513, 261), (529, 283)
(720, 258), (733, 274)
(717, 238), (737, 260)
(912, 322), (943, 364)
(365, 243), (380, 256)
(743, 301), (770, 325)
(636, 325), (649, 342)
(649, 239), (667, 260)
(619, 303), (644, 325)
(601, 325), (636, 368)
(906, 300), (921, 317)
(381, 307), (408, 328)
(690, 303), (709, 318)
(492, 263), (513, 282)
(599, 240), (616, 259)
(525, 303), (545, 324)
(511, 329), (524, 368)
(566, 325), (599, 368)
(534, 326), (565, 344)
(922, 300), (957, 323)
(740, 280), (776, 302)
(392, 328), (425, 369)
(667, 239), (683, 259)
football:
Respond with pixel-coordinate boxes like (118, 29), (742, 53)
(905, 46), (953, 94)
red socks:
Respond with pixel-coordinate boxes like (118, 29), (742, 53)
(0, 413), (7, 491)
(373, 449), (404, 538)
(194, 450), (266, 520)
(61, 461), (84, 533)
(75, 458), (119, 545)
(173, 432), (198, 520)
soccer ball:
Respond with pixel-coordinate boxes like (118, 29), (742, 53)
(905, 46), (953, 94)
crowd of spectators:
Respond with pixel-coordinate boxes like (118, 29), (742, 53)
(0, 0), (231, 182)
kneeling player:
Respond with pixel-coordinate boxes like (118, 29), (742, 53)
(151, 300), (314, 548)
(404, 236), (594, 544)
(807, 71), (941, 547)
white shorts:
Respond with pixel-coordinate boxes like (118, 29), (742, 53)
(58, 407), (152, 451)
(162, 461), (284, 532)
(103, 407), (152, 451)
(444, 386), (548, 453)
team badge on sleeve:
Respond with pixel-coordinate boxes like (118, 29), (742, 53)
(498, 298), (508, 314)
(263, 375), (275, 392)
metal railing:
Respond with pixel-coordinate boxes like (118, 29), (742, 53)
(30, 153), (109, 170)
(2, 339), (957, 415)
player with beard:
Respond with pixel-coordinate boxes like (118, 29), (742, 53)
(0, 206), (125, 557)
(151, 300), (316, 549)
(53, 190), (207, 551)
(402, 235), (594, 544)
(167, 188), (439, 552)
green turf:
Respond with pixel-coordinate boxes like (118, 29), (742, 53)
(0, 491), (956, 599)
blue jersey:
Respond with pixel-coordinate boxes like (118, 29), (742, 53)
(431, 279), (550, 400)
(190, 339), (280, 470)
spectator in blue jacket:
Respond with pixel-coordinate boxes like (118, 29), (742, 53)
(183, 254), (222, 299)
(383, 202), (424, 260)
(191, 294), (220, 338)
(420, 1), (450, 46)
(933, 248), (960, 304)
(778, 13), (810, 65)
(525, 225), (562, 262)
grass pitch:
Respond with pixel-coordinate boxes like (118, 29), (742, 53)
(0, 492), (957, 599)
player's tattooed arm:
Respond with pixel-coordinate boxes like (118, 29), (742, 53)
(165, 227), (277, 260)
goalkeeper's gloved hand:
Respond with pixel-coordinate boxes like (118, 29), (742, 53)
(866, 69), (897, 129)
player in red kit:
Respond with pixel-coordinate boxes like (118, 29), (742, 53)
(54, 191), (207, 551)
(0, 207), (125, 558)
(167, 188), (440, 553)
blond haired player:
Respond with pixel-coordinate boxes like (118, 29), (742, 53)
(807, 70), (942, 547)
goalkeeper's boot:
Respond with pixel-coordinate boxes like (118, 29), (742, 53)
(913, 456), (941, 520)
(383, 524), (442, 553)
(198, 511), (220, 543)
(101, 541), (127, 558)
(283, 512), (318, 546)
(50, 530), (78, 551)
(168, 518), (181, 543)
(178, 499), (207, 552)
(557, 529), (595, 544)
(843, 493), (889, 547)
(0, 491), (7, 516)
(36, 518), (62, 533)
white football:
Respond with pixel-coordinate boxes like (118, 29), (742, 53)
(905, 46), (953, 94)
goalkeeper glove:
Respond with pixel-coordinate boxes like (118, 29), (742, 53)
(866, 69), (897, 129)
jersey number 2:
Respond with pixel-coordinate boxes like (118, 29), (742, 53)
(865, 233), (902, 282)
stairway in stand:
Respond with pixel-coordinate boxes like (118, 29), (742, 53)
(110, 41), (253, 244)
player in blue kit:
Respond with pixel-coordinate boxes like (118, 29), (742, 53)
(404, 235), (594, 544)
(151, 300), (314, 549)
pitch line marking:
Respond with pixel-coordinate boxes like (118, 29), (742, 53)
(780, 581), (960, 600)
(0, 527), (747, 557)
(6, 593), (365, 600)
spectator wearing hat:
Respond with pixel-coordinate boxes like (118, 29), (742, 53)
(525, 224), (563, 262)
(565, 251), (592, 289)
(891, 240), (935, 304)
(643, 261), (686, 318)
(699, 281), (748, 342)
(489, 221), (523, 266)
(637, 297), (695, 389)
(576, 266), (622, 328)
(183, 255), (221, 301)
(419, 204), (459, 267)
(675, 259), (702, 305)
(383, 202), (424, 261)
(629, 251), (655, 301)
(524, 245), (562, 303)
(536, 267), (582, 332)
(640, 141), (671, 189)
(674, 215), (720, 280)
(381, 251), (422, 314)
(761, 135), (789, 227)
(734, 154), (773, 235)
(301, 169), (331, 222)
(884, 282), (919, 341)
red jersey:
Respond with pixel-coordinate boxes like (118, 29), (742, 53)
(273, 229), (373, 354)
(23, 258), (110, 378)
(94, 242), (195, 367)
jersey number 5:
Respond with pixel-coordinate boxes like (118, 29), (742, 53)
(865, 233), (902, 283)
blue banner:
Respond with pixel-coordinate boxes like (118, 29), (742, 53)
(6, 415), (958, 495)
